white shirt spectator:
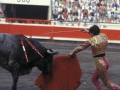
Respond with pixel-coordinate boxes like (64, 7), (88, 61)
(107, 10), (111, 18)
(107, 5), (112, 11)
(58, 6), (63, 13)
(85, 5), (89, 10)
(118, 14), (120, 19)
(82, 5), (86, 10)
(88, 9), (93, 14)
(95, 0), (99, 4)
(67, 7), (72, 13)
(93, 5), (96, 11)
(54, 1), (59, 7)
(116, 19), (120, 23)
(74, 5), (78, 11)
(81, 13), (83, 20)
(59, 2), (64, 7)
(68, 14), (73, 21)
(84, 0), (90, 5)
(94, 12), (99, 18)
(77, 8), (81, 16)
(93, 16), (96, 22)
(79, 1), (84, 7)
(88, 15), (93, 21)
(118, 7), (120, 14)
(111, 7), (115, 13)
(90, 5), (96, 11)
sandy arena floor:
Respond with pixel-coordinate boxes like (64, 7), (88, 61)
(0, 40), (120, 90)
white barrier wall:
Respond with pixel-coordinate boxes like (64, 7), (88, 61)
(0, 0), (50, 6)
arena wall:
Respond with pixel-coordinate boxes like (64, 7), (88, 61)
(0, 23), (120, 43)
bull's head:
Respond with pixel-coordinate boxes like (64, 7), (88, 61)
(36, 49), (59, 74)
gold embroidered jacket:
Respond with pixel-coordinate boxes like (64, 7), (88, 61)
(78, 33), (108, 57)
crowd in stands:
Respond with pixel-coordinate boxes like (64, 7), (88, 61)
(51, 0), (120, 23)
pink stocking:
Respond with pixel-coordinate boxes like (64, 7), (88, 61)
(91, 70), (102, 90)
(114, 85), (120, 90)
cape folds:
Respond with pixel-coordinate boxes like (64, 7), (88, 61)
(35, 54), (82, 90)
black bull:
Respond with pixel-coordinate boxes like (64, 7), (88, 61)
(0, 33), (59, 90)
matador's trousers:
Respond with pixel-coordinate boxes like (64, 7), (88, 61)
(92, 56), (120, 90)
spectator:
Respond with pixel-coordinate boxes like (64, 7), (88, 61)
(77, 13), (81, 21)
(74, 15), (79, 21)
(79, 0), (84, 8)
(63, 1), (68, 11)
(58, 5), (63, 14)
(74, 0), (79, 6)
(118, 7), (120, 14)
(80, 13), (83, 21)
(106, 7), (112, 22)
(53, 9), (58, 20)
(68, 0), (72, 7)
(96, 1), (101, 7)
(88, 7), (93, 15)
(91, 1), (96, 11)
(0, 10), (2, 18)
(107, 5), (112, 11)
(54, 0), (59, 7)
(84, 0), (90, 6)
(117, 14), (120, 23)
(51, 0), (54, 12)
(51, 0), (120, 24)
(111, 6), (115, 15)
(57, 13), (64, 22)
(0, 4), (3, 18)
(111, 12), (115, 23)
(77, 6), (82, 16)
(114, 8), (119, 20)
(94, 11), (100, 22)
(73, 5), (78, 16)
(67, 6), (72, 13)
(82, 8), (88, 20)
(112, 0), (119, 9)
(100, 0), (105, 5)
(99, 4), (107, 22)
(88, 13), (94, 22)
(59, 1), (64, 7)
(68, 12), (73, 21)
(63, 9), (68, 20)
(57, 0), (60, 5)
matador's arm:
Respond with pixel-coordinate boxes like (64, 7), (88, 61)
(70, 41), (90, 55)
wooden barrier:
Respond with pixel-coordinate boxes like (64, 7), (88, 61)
(6, 18), (51, 24)
(0, 23), (120, 43)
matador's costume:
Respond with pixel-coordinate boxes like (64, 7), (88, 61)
(76, 33), (120, 90)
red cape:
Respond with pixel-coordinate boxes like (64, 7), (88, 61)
(35, 54), (82, 90)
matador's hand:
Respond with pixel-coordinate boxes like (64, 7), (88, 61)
(69, 52), (73, 56)
(81, 28), (89, 33)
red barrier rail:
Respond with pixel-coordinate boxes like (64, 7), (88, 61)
(5, 18), (51, 24)
(0, 23), (120, 43)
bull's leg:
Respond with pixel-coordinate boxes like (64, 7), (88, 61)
(11, 73), (18, 90)
(9, 62), (20, 90)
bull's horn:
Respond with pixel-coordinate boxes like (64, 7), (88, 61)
(47, 50), (59, 55)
